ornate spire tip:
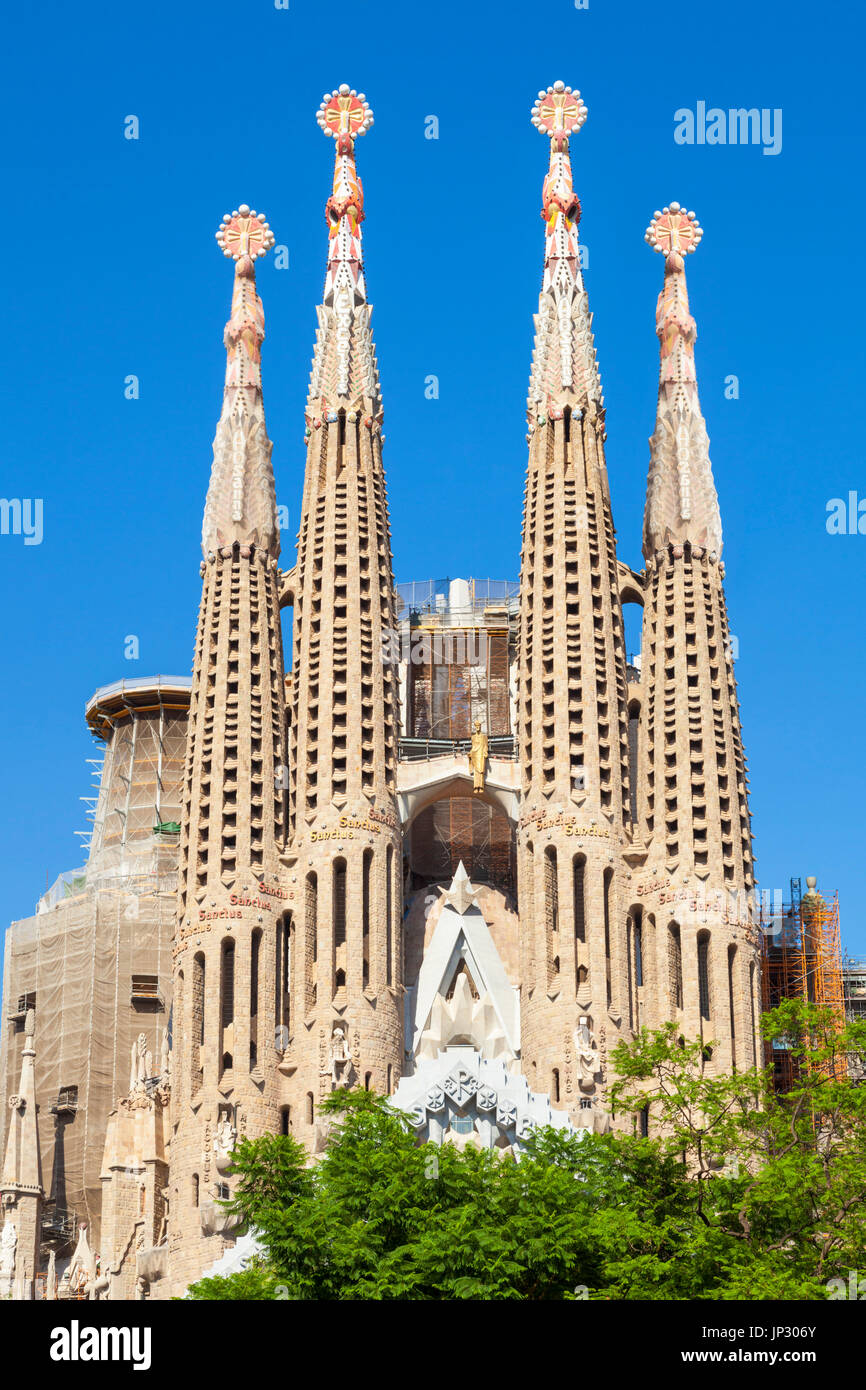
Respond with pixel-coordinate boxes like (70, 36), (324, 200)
(531, 82), (587, 142)
(317, 86), (373, 149)
(215, 206), (275, 275)
(645, 203), (702, 259)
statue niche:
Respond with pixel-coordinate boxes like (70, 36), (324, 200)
(574, 1016), (601, 1092)
(329, 1024), (355, 1090)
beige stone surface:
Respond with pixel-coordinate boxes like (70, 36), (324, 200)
(0, 97), (764, 1299)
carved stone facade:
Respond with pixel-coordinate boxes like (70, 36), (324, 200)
(1, 1009), (43, 1298)
(99, 1053), (171, 1300)
(0, 80), (763, 1299)
(169, 203), (286, 1294)
(514, 91), (760, 1119)
(631, 204), (759, 1076)
(518, 85), (633, 1120)
(279, 87), (403, 1144)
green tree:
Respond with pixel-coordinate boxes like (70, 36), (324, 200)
(186, 1261), (284, 1301)
(608, 999), (866, 1298)
(187, 1002), (866, 1301)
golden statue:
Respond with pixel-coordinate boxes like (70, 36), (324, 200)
(469, 719), (488, 794)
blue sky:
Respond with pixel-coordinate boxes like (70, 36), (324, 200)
(1, 0), (863, 962)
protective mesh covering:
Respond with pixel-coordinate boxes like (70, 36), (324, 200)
(408, 789), (515, 897)
(0, 681), (189, 1257)
(409, 629), (511, 739)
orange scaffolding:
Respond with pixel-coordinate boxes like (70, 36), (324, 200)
(760, 879), (846, 1087)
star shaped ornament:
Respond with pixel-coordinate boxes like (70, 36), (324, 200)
(438, 862), (480, 916)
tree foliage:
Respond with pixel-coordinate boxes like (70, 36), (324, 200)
(188, 1001), (866, 1300)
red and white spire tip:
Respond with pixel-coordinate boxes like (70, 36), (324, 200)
(215, 206), (275, 278)
(645, 203), (702, 267)
(317, 86), (374, 152)
(531, 82), (588, 147)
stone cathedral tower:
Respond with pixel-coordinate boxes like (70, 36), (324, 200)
(515, 87), (761, 1111)
(0, 79), (767, 1301)
(170, 204), (287, 1290)
(279, 87), (403, 1130)
(635, 204), (760, 1071)
(517, 85), (634, 1109)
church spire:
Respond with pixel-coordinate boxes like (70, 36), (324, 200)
(1, 1010), (42, 1197)
(642, 203), (722, 560)
(282, 85), (403, 1137)
(308, 86), (381, 419)
(172, 204), (287, 1289)
(1, 1007), (44, 1297)
(517, 83), (633, 1115)
(527, 82), (601, 422)
(202, 205), (278, 560)
(636, 204), (757, 1065)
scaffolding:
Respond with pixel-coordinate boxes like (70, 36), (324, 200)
(395, 577), (520, 619)
(843, 955), (866, 1022)
(407, 788), (516, 899)
(0, 676), (190, 1257)
(408, 628), (513, 741)
(760, 877), (847, 1087)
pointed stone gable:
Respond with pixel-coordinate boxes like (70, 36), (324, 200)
(409, 864), (520, 1059)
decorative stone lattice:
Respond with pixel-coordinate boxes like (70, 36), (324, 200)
(281, 88), (403, 1147)
(518, 85), (632, 1104)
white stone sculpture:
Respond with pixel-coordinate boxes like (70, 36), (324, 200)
(213, 1116), (238, 1173)
(329, 1025), (353, 1088)
(574, 1016), (601, 1091)
(129, 1033), (154, 1092)
(0, 1220), (17, 1295)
